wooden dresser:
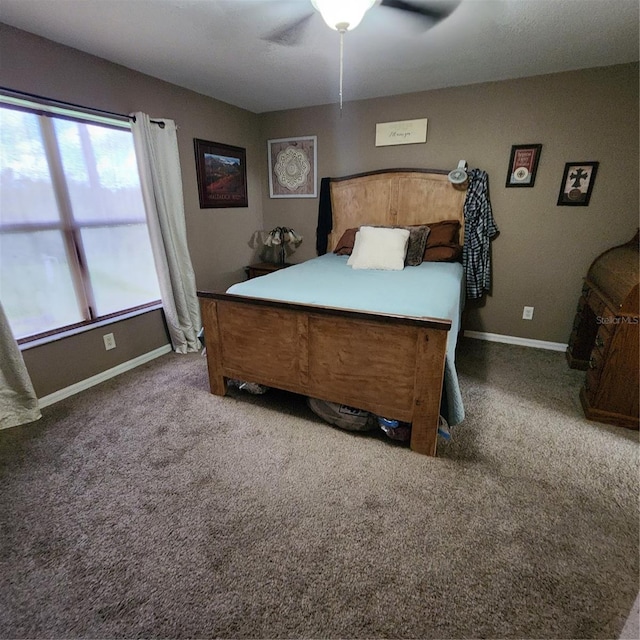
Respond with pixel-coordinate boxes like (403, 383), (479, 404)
(567, 231), (639, 429)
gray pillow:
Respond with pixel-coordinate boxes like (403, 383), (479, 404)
(404, 225), (431, 266)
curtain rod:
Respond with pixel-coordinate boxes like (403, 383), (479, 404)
(0, 86), (166, 126)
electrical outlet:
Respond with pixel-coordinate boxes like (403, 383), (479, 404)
(103, 333), (116, 350)
(522, 306), (534, 320)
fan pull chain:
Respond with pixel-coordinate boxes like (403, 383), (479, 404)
(339, 28), (345, 114)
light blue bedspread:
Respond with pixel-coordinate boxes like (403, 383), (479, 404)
(227, 254), (465, 425)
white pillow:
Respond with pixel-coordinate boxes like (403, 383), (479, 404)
(347, 226), (410, 270)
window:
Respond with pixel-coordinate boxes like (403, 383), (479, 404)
(0, 98), (161, 342)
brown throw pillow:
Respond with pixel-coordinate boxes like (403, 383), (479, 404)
(404, 225), (430, 266)
(425, 220), (461, 247)
(423, 243), (463, 262)
(335, 221), (460, 260)
(333, 227), (358, 255)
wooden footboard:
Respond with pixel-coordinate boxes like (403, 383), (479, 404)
(198, 291), (450, 456)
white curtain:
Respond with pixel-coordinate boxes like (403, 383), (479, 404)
(0, 301), (41, 430)
(131, 112), (201, 354)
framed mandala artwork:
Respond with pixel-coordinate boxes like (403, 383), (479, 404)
(268, 136), (317, 198)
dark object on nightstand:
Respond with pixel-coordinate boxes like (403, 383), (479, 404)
(245, 262), (292, 280)
(567, 230), (639, 429)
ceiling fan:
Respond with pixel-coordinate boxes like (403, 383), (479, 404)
(264, 0), (458, 110)
(265, 0), (457, 47)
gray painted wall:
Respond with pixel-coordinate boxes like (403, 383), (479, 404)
(1, 22), (638, 395)
(0, 23), (263, 396)
(260, 64), (639, 343)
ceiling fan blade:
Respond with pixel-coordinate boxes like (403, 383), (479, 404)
(379, 0), (453, 22)
(264, 12), (315, 46)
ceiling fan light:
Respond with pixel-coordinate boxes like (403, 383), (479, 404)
(311, 0), (376, 31)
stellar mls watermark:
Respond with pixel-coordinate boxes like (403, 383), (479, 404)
(596, 316), (639, 325)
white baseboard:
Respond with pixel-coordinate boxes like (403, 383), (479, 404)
(463, 330), (567, 352)
(38, 344), (173, 409)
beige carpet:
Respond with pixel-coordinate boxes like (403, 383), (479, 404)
(0, 337), (637, 639)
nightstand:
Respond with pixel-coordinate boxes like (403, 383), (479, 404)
(245, 262), (292, 280)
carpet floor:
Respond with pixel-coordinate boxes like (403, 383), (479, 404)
(0, 337), (638, 639)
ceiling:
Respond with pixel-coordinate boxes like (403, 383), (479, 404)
(0, 0), (638, 113)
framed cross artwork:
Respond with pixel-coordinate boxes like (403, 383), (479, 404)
(557, 161), (599, 206)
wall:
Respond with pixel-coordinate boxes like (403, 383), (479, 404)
(0, 23), (263, 397)
(259, 63), (639, 344)
(1, 21), (638, 397)
(21, 313), (170, 398)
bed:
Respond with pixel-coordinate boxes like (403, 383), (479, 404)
(197, 168), (468, 456)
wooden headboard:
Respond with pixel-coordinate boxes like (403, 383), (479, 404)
(327, 168), (467, 252)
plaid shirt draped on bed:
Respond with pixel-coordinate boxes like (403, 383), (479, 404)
(463, 169), (499, 299)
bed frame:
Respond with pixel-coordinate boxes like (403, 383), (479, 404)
(198, 169), (467, 456)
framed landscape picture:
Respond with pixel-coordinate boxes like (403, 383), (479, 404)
(194, 138), (247, 208)
(557, 161), (599, 206)
(268, 136), (317, 198)
(505, 144), (542, 187)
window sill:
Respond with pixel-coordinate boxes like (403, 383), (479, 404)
(19, 304), (164, 351)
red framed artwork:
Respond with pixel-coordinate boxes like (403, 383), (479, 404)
(194, 138), (248, 208)
(505, 144), (542, 188)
